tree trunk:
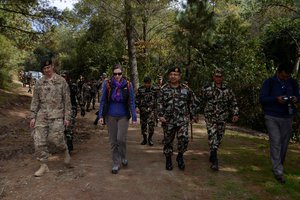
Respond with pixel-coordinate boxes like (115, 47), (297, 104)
(125, 0), (139, 91)
(294, 47), (300, 76)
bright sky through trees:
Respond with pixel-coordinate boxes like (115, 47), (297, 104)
(49, 0), (78, 10)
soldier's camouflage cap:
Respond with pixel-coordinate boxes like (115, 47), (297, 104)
(102, 73), (107, 77)
(213, 68), (223, 76)
(157, 75), (162, 80)
(168, 67), (181, 74)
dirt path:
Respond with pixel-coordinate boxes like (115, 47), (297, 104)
(0, 84), (251, 200)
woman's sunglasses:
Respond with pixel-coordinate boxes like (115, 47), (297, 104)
(113, 72), (122, 76)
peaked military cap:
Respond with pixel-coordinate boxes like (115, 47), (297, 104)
(168, 67), (181, 74)
(213, 68), (223, 76)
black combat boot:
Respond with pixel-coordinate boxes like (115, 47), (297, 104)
(210, 150), (219, 171)
(93, 116), (99, 125)
(176, 153), (185, 170)
(148, 133), (154, 146)
(141, 134), (147, 145)
(209, 151), (213, 163)
(67, 138), (73, 152)
(166, 156), (173, 171)
(80, 109), (85, 117)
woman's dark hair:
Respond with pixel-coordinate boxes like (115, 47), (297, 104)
(112, 63), (123, 72)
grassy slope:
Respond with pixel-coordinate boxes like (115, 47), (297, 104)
(197, 127), (300, 200)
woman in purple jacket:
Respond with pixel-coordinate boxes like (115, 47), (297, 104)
(98, 64), (137, 174)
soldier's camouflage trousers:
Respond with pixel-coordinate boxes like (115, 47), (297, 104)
(32, 118), (68, 163)
(83, 95), (92, 111)
(65, 107), (77, 151)
(140, 112), (156, 136)
(90, 92), (97, 109)
(163, 123), (189, 156)
(205, 120), (226, 151)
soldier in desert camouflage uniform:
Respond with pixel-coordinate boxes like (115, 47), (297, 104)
(200, 68), (239, 171)
(135, 77), (158, 146)
(157, 67), (200, 171)
(29, 59), (72, 177)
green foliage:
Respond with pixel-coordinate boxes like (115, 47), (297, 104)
(261, 17), (300, 69)
(221, 131), (300, 199)
(0, 34), (25, 88)
(2, 0), (300, 134)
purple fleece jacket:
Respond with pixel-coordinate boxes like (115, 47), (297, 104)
(98, 79), (137, 122)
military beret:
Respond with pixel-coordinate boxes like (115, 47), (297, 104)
(213, 68), (223, 76)
(168, 67), (181, 74)
(41, 59), (52, 69)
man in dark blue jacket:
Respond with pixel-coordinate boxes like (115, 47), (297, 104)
(259, 64), (300, 184)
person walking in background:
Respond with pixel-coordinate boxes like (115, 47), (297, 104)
(259, 63), (300, 184)
(91, 79), (98, 110)
(82, 80), (92, 112)
(61, 71), (78, 153)
(135, 77), (158, 146)
(77, 75), (85, 117)
(157, 67), (199, 171)
(29, 59), (72, 177)
(200, 68), (239, 171)
(97, 64), (137, 174)
(94, 73), (108, 126)
(27, 72), (33, 93)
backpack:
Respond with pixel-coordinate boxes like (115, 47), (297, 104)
(102, 79), (132, 119)
(105, 79), (131, 102)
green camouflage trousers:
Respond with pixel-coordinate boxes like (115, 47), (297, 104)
(32, 118), (68, 163)
(163, 123), (189, 156)
(205, 120), (226, 151)
(140, 112), (155, 136)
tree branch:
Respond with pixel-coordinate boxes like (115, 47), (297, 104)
(0, 24), (44, 34)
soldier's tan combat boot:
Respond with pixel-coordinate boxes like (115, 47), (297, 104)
(34, 163), (49, 177)
(64, 150), (71, 167)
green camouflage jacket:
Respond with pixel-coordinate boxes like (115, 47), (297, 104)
(135, 85), (158, 113)
(200, 82), (239, 122)
(157, 83), (200, 126)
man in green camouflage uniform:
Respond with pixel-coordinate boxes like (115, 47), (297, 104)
(135, 77), (158, 146)
(29, 59), (72, 177)
(61, 72), (78, 153)
(82, 80), (92, 112)
(153, 75), (163, 127)
(200, 68), (239, 171)
(77, 75), (85, 116)
(157, 67), (200, 171)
